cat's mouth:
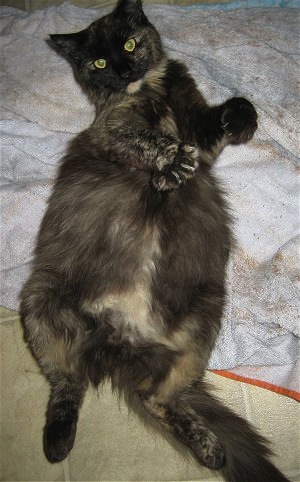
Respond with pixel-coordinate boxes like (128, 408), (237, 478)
(127, 79), (143, 94)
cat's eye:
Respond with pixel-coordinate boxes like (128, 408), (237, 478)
(124, 38), (136, 52)
(94, 58), (107, 69)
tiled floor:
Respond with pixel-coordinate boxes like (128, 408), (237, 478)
(1, 306), (299, 482)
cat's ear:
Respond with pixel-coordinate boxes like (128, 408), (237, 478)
(49, 30), (86, 59)
(113, 0), (147, 22)
(115, 0), (143, 8)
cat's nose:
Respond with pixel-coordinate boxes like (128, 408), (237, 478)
(120, 69), (130, 79)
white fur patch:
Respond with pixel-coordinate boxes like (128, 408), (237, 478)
(127, 79), (143, 94)
(84, 228), (163, 343)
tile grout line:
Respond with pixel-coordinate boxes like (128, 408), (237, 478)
(241, 382), (254, 423)
(62, 456), (71, 482)
(0, 316), (20, 323)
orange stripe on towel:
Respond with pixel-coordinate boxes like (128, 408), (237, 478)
(211, 369), (300, 402)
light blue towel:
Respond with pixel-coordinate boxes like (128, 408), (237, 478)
(1, 3), (299, 394)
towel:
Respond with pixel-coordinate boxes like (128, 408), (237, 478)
(1, 3), (299, 398)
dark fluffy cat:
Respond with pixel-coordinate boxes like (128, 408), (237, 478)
(20, 1), (289, 481)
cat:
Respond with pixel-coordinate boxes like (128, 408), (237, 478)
(20, 1), (290, 481)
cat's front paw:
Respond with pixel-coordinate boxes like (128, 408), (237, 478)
(152, 144), (199, 192)
(221, 97), (258, 144)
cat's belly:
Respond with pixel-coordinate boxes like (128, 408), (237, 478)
(83, 226), (164, 345)
(85, 280), (163, 344)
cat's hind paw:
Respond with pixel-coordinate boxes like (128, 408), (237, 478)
(221, 97), (258, 144)
(152, 144), (199, 192)
(44, 419), (77, 463)
(190, 428), (225, 470)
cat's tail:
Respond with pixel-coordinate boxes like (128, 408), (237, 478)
(184, 380), (290, 482)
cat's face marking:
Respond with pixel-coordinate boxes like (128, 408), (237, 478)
(49, 0), (164, 95)
(127, 78), (143, 94)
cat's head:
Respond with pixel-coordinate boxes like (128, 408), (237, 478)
(49, 0), (164, 96)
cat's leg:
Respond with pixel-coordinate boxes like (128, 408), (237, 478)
(43, 370), (88, 463)
(166, 61), (258, 165)
(132, 291), (225, 468)
(135, 348), (225, 470)
(27, 325), (87, 463)
(135, 348), (288, 481)
(21, 280), (88, 462)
